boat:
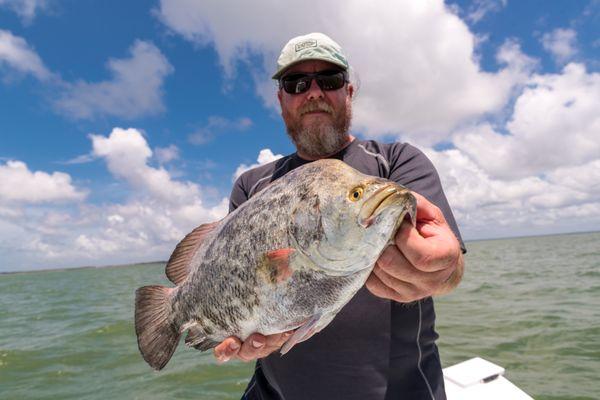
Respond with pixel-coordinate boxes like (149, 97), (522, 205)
(444, 357), (534, 399)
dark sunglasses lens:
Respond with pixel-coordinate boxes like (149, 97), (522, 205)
(282, 75), (311, 94)
(281, 71), (346, 94)
(316, 72), (345, 91)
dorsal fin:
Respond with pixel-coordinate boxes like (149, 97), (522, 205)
(166, 221), (219, 285)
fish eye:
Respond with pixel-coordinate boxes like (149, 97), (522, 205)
(349, 186), (364, 202)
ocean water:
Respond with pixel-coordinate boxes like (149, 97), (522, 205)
(0, 232), (598, 400)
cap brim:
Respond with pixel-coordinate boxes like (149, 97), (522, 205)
(272, 58), (348, 80)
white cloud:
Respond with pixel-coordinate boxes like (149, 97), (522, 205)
(157, 0), (535, 145)
(0, 0), (50, 23)
(0, 128), (229, 272)
(60, 153), (95, 165)
(547, 160), (600, 197)
(54, 40), (173, 119)
(425, 148), (600, 239)
(91, 127), (200, 205)
(0, 160), (86, 203)
(1, 35), (173, 120)
(454, 63), (600, 179)
(188, 116), (253, 145)
(541, 28), (578, 65)
(233, 148), (283, 181)
(0, 29), (52, 80)
(154, 144), (179, 164)
(420, 60), (600, 239)
(464, 0), (507, 24)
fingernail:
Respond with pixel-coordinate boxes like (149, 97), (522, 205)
(229, 342), (240, 351)
(217, 354), (230, 363)
(283, 332), (293, 338)
(252, 340), (264, 348)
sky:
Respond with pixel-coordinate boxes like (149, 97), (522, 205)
(0, 0), (598, 272)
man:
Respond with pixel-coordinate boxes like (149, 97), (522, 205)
(213, 33), (465, 400)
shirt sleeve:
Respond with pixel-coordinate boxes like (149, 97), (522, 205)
(388, 143), (466, 253)
(229, 175), (249, 213)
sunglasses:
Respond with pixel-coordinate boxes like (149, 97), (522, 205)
(279, 70), (348, 94)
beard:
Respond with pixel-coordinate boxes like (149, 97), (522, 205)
(282, 99), (352, 159)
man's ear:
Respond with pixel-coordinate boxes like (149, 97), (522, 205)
(277, 89), (283, 105)
(347, 83), (354, 99)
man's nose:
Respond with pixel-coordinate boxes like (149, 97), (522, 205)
(305, 78), (324, 100)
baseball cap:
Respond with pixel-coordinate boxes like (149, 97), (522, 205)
(272, 32), (349, 80)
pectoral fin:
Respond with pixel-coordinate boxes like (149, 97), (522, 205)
(280, 312), (336, 355)
(259, 249), (295, 284)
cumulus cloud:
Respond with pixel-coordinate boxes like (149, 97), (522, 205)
(541, 28), (578, 65)
(0, 128), (228, 271)
(0, 0), (50, 23)
(1, 35), (173, 120)
(91, 128), (205, 207)
(233, 148), (283, 181)
(0, 160), (86, 203)
(453, 63), (600, 179)
(0, 29), (53, 80)
(157, 0), (535, 145)
(54, 40), (173, 119)
(421, 60), (600, 239)
(188, 116), (253, 145)
(425, 148), (600, 239)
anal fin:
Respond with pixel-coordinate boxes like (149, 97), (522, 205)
(184, 327), (220, 352)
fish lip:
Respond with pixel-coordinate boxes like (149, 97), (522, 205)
(359, 185), (416, 228)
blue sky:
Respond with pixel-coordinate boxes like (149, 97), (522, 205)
(1, 0), (598, 271)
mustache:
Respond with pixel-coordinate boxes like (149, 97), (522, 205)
(299, 101), (334, 116)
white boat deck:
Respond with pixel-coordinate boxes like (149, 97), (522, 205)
(444, 357), (534, 400)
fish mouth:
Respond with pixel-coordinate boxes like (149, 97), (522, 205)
(359, 185), (416, 228)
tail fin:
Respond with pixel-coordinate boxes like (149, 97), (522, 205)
(134, 285), (180, 370)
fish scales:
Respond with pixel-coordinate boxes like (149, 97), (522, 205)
(134, 159), (417, 370)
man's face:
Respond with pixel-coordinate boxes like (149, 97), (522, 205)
(277, 60), (354, 159)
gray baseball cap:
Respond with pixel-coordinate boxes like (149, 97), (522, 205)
(272, 32), (349, 80)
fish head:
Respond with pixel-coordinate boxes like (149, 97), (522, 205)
(289, 159), (416, 276)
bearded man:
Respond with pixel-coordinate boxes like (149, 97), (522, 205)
(213, 33), (465, 400)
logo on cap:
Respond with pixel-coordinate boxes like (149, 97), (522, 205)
(295, 40), (317, 52)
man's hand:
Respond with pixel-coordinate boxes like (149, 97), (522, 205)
(213, 331), (294, 363)
(366, 192), (464, 303)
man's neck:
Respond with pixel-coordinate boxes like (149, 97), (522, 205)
(296, 135), (356, 161)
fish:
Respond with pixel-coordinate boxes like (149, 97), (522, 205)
(134, 158), (416, 370)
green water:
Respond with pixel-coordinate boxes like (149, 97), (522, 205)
(1, 232), (599, 399)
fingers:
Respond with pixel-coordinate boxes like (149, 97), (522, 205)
(376, 245), (451, 288)
(367, 267), (417, 303)
(395, 219), (460, 273)
(411, 192), (446, 224)
(213, 336), (241, 363)
(214, 331), (295, 363)
(373, 246), (452, 302)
